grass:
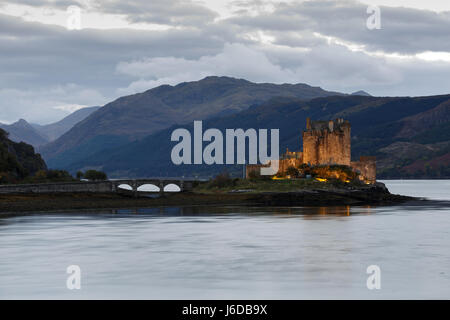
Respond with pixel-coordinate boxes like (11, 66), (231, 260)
(193, 178), (345, 194)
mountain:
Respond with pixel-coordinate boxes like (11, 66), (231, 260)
(58, 94), (450, 179)
(0, 128), (47, 183)
(351, 90), (371, 96)
(0, 107), (100, 149)
(33, 106), (100, 142)
(0, 119), (49, 147)
(41, 76), (343, 167)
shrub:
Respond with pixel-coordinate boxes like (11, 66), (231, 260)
(275, 171), (286, 178)
(84, 170), (107, 181)
(285, 166), (300, 178)
(248, 169), (261, 180)
(209, 172), (236, 188)
(297, 163), (311, 176)
(310, 165), (358, 182)
(76, 171), (84, 179)
(24, 169), (75, 183)
(47, 169), (73, 181)
(0, 171), (17, 184)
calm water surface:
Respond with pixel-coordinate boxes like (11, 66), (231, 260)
(0, 180), (449, 299)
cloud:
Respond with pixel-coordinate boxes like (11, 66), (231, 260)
(6, 0), (218, 27)
(0, 84), (107, 124)
(120, 40), (450, 97)
(0, 12), (227, 122)
(116, 41), (450, 97)
(116, 43), (300, 94)
(224, 0), (450, 54)
(94, 0), (218, 26)
(53, 104), (90, 113)
(1, 0), (450, 123)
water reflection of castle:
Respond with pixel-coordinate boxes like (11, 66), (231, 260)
(246, 118), (376, 183)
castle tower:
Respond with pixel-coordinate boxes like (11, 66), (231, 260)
(302, 118), (351, 166)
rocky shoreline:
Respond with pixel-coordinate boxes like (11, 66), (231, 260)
(0, 182), (418, 213)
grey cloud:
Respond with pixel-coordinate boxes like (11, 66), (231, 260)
(6, 0), (218, 27)
(0, 1), (449, 124)
(0, 85), (106, 124)
(0, 0), (75, 8)
(0, 13), (227, 88)
(115, 41), (450, 98)
(0, 13), (228, 123)
(8, 0), (450, 53)
(94, 0), (218, 26)
(224, 0), (450, 54)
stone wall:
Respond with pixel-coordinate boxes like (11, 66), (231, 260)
(351, 156), (377, 183)
(278, 158), (303, 174)
(0, 179), (195, 194)
(302, 132), (320, 165)
(0, 181), (114, 194)
(303, 118), (351, 166)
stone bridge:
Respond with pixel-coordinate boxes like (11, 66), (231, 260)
(0, 178), (204, 196)
(111, 178), (203, 196)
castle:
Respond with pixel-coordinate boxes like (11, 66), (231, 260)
(246, 118), (376, 183)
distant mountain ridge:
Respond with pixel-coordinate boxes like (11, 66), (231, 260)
(0, 119), (48, 147)
(0, 107), (100, 149)
(57, 94), (450, 179)
(40, 76), (344, 162)
(33, 106), (100, 141)
(351, 90), (371, 96)
(38, 76), (450, 178)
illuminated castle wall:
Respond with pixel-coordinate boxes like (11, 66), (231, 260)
(245, 118), (376, 183)
(302, 118), (351, 166)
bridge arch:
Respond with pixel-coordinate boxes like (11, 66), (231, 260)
(137, 184), (160, 192)
(117, 184), (132, 191)
(111, 178), (198, 195)
(163, 183), (181, 192)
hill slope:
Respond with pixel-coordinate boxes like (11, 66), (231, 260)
(59, 94), (450, 179)
(0, 128), (47, 183)
(0, 119), (49, 147)
(41, 76), (343, 165)
(351, 90), (371, 96)
(0, 107), (100, 148)
(33, 106), (100, 142)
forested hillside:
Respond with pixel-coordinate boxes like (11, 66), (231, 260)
(0, 128), (47, 183)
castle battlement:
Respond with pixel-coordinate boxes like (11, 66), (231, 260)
(305, 117), (350, 133)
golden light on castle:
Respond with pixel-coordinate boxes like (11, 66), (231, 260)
(246, 118), (377, 183)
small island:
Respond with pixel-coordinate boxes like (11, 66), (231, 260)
(0, 119), (417, 213)
(0, 177), (415, 213)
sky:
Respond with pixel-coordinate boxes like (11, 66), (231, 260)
(1, 0), (450, 124)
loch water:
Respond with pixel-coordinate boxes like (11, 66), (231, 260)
(0, 180), (449, 299)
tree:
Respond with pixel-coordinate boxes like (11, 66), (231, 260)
(209, 172), (236, 188)
(248, 169), (261, 180)
(84, 170), (107, 181)
(286, 166), (299, 178)
(29, 169), (74, 182)
(76, 171), (84, 179)
(297, 163), (311, 177)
